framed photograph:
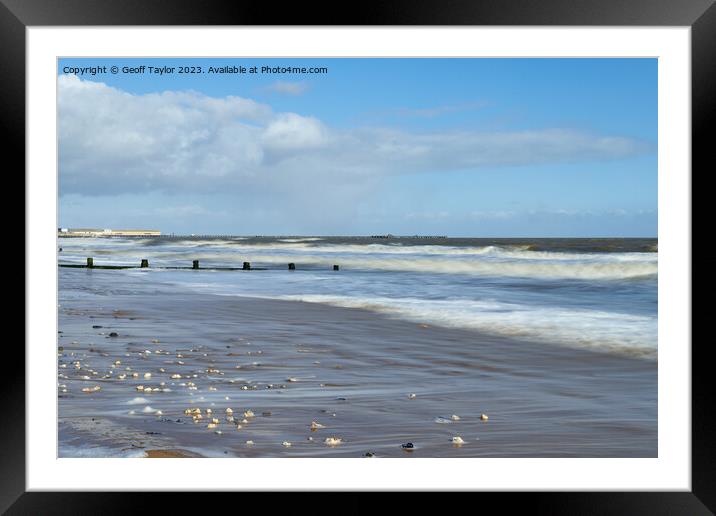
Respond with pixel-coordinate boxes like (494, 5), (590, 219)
(10, 0), (710, 511)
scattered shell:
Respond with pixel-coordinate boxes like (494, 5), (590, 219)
(171, 374), (181, 379)
(480, 414), (489, 421)
(207, 423), (217, 429)
(310, 421), (325, 430)
(282, 441), (292, 447)
(144, 373), (152, 379)
(245, 440), (254, 446)
(287, 377), (298, 382)
(211, 418), (220, 424)
(214, 430), (222, 435)
(81, 385), (101, 393)
(451, 436), (465, 445)
(324, 437), (342, 446)
(451, 415), (460, 421)
(408, 393), (416, 399)
(244, 410), (254, 418)
(225, 408), (233, 414)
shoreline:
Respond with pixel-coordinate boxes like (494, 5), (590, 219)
(58, 269), (657, 458)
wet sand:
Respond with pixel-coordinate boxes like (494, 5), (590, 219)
(58, 269), (657, 457)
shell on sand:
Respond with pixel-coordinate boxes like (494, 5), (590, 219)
(244, 410), (255, 418)
(207, 423), (217, 429)
(451, 436), (465, 445)
(81, 385), (101, 393)
(225, 408), (233, 414)
(324, 437), (342, 446)
(310, 421), (325, 430)
(451, 415), (461, 421)
(245, 440), (254, 445)
(282, 441), (292, 447)
(480, 414), (489, 421)
(408, 393), (416, 399)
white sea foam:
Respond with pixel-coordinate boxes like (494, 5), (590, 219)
(271, 294), (657, 358)
(126, 397), (151, 405)
(58, 444), (146, 458)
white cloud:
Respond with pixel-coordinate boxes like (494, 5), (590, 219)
(266, 80), (310, 95)
(58, 76), (652, 198)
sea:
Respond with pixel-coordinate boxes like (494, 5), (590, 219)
(58, 236), (658, 360)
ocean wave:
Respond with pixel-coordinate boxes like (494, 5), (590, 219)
(59, 240), (658, 280)
(271, 294), (657, 359)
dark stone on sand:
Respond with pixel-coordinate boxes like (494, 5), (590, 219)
(92, 325), (103, 329)
(145, 431), (162, 435)
(365, 452), (375, 457)
(108, 332), (119, 337)
(262, 411), (272, 417)
(58, 346), (64, 352)
(401, 442), (415, 450)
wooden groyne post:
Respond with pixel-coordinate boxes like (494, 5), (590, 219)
(333, 264), (339, 271)
(288, 263), (296, 270)
(193, 260), (199, 269)
(140, 259), (149, 268)
(86, 257), (93, 268)
(243, 262), (251, 270)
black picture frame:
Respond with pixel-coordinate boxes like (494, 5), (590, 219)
(6, 0), (710, 512)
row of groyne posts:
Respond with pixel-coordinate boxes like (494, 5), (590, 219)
(59, 258), (340, 271)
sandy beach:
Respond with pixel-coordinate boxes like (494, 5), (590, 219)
(58, 266), (656, 458)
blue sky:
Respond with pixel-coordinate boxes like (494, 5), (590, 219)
(58, 58), (657, 236)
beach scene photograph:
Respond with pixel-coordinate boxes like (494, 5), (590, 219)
(57, 57), (657, 458)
